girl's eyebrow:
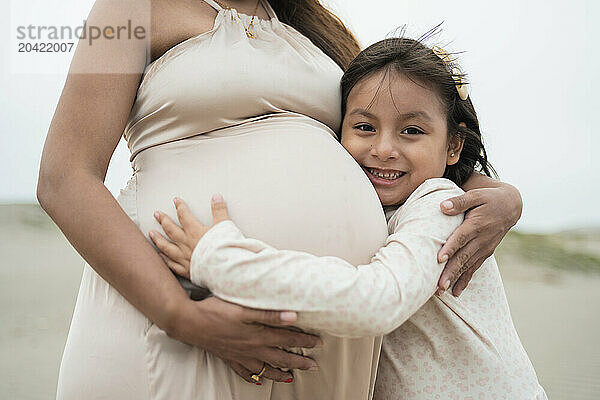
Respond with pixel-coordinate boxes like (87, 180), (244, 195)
(397, 111), (433, 122)
(348, 108), (433, 122)
(348, 108), (377, 119)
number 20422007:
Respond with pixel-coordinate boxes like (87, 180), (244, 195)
(18, 42), (74, 52)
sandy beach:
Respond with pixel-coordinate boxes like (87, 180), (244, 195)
(2, 203), (599, 399)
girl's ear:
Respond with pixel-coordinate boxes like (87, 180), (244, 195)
(446, 122), (466, 166)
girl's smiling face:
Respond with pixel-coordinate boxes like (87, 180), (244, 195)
(341, 68), (464, 206)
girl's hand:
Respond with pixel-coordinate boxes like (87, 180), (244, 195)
(149, 194), (230, 279)
(154, 197), (321, 384)
(437, 184), (522, 296)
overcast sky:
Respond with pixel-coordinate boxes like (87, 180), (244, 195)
(1, 0), (598, 232)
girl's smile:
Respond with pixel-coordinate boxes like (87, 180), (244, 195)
(363, 167), (406, 186)
(341, 68), (464, 206)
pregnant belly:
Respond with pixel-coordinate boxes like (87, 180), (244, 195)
(132, 115), (388, 265)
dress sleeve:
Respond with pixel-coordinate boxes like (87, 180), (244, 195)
(191, 179), (464, 337)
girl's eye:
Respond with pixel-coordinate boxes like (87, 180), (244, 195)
(355, 124), (375, 132)
(401, 127), (424, 135)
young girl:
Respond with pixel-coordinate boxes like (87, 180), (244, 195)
(150, 37), (547, 399)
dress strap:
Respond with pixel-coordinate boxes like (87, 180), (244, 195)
(260, 0), (278, 20)
(202, 0), (223, 11)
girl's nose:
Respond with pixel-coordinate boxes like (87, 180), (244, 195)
(370, 135), (399, 161)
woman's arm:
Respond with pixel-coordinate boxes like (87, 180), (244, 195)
(152, 179), (464, 337)
(37, 0), (184, 331)
(438, 174), (522, 296)
(37, 0), (319, 382)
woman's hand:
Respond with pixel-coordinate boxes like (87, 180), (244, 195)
(171, 296), (321, 384)
(437, 183), (522, 296)
(149, 194), (230, 279)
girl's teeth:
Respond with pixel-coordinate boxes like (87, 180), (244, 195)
(368, 168), (403, 180)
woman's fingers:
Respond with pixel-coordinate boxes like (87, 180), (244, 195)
(235, 360), (294, 384)
(244, 326), (321, 369)
(439, 237), (493, 297)
(452, 256), (486, 297)
(261, 347), (318, 371)
(437, 219), (479, 263)
(211, 193), (231, 223)
(231, 360), (294, 385)
(438, 240), (479, 293)
(263, 327), (323, 350)
(227, 361), (258, 384)
(153, 211), (186, 243)
(149, 230), (186, 262)
(260, 364), (294, 383)
(440, 189), (485, 216)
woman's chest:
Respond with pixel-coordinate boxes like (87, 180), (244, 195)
(130, 16), (344, 137)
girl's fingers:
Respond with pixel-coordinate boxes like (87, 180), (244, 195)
(173, 197), (197, 229)
(149, 231), (185, 262)
(241, 308), (298, 327)
(159, 253), (190, 279)
(211, 193), (231, 223)
(154, 211), (186, 243)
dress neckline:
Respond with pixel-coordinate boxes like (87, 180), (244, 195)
(144, 0), (279, 74)
(205, 0), (277, 21)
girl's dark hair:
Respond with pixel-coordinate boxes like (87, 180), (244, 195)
(340, 35), (496, 186)
(270, 1), (361, 70)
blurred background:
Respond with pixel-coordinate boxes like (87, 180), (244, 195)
(1, 0), (598, 399)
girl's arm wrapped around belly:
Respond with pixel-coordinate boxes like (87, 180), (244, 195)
(191, 179), (464, 337)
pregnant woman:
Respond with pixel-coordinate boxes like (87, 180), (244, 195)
(37, 0), (522, 399)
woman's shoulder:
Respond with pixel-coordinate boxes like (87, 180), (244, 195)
(147, 0), (219, 64)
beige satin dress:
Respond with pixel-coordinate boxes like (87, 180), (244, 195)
(56, 0), (389, 399)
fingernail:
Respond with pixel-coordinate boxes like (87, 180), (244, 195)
(280, 311), (297, 323)
(439, 254), (448, 263)
(212, 193), (224, 203)
(173, 197), (179, 205)
(284, 378), (293, 383)
(154, 211), (160, 220)
(442, 279), (451, 291)
(255, 382), (262, 386)
(442, 200), (454, 210)
(308, 365), (319, 371)
(149, 231), (154, 239)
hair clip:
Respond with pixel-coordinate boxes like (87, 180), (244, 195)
(432, 46), (469, 101)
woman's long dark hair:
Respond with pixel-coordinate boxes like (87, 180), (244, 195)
(340, 36), (497, 186)
(270, 1), (361, 70)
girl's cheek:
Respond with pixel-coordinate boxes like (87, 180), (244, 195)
(340, 136), (352, 153)
(343, 142), (362, 160)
